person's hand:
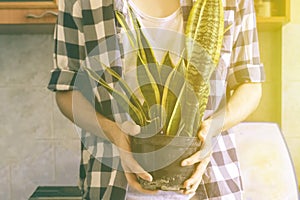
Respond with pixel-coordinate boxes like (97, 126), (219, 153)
(115, 122), (157, 194)
(180, 118), (213, 194)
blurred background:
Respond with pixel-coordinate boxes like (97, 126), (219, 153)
(0, 0), (299, 199)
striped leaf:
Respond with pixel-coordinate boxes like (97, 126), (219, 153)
(83, 67), (147, 126)
(136, 54), (161, 113)
(127, 7), (161, 84)
(186, 0), (224, 65)
(184, 0), (225, 130)
(161, 57), (185, 135)
(115, 10), (137, 48)
(94, 59), (148, 122)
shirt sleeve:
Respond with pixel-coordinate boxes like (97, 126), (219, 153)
(47, 0), (86, 91)
(226, 0), (265, 91)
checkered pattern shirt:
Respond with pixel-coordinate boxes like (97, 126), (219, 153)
(48, 0), (265, 199)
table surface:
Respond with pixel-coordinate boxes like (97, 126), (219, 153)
(235, 122), (299, 200)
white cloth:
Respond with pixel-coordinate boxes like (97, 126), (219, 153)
(126, 186), (196, 200)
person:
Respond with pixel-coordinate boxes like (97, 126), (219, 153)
(48, 0), (265, 199)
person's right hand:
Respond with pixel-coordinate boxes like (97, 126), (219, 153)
(116, 122), (157, 194)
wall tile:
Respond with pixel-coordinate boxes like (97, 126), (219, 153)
(53, 99), (81, 139)
(290, 0), (300, 28)
(0, 165), (11, 200)
(0, 33), (89, 199)
(54, 140), (81, 185)
(247, 82), (281, 124)
(282, 24), (300, 82)
(258, 30), (282, 82)
(248, 30), (282, 124)
(282, 81), (300, 137)
(11, 141), (55, 200)
(0, 34), (53, 88)
(0, 87), (53, 167)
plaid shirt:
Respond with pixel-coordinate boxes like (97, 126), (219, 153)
(48, 0), (265, 199)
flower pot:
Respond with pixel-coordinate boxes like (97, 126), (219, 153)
(131, 134), (202, 191)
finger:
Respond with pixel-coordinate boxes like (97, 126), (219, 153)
(121, 153), (153, 182)
(123, 158), (153, 182)
(118, 146), (154, 182)
(181, 151), (201, 166)
(129, 160), (153, 182)
(125, 173), (157, 194)
(119, 121), (141, 136)
(136, 171), (153, 182)
(183, 171), (202, 194)
(184, 181), (200, 195)
(197, 118), (212, 141)
(181, 148), (211, 166)
(183, 157), (210, 189)
(197, 128), (206, 143)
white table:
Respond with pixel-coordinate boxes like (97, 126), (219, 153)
(235, 122), (299, 200)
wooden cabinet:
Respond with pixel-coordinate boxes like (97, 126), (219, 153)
(0, 0), (58, 24)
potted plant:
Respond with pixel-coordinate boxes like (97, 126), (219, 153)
(84, 0), (225, 191)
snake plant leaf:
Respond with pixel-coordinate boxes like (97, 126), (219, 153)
(158, 51), (176, 101)
(115, 10), (137, 48)
(83, 0), (226, 137)
(165, 82), (185, 136)
(127, 7), (155, 64)
(164, 79), (200, 137)
(136, 54), (161, 117)
(127, 6), (161, 85)
(160, 51), (176, 86)
(161, 59), (186, 135)
(185, 0), (224, 65)
(185, 0), (224, 83)
(94, 58), (148, 121)
(180, 83), (200, 137)
(83, 67), (147, 126)
(184, 0), (225, 131)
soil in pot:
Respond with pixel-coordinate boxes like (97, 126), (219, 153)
(131, 134), (202, 191)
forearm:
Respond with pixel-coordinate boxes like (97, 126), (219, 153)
(211, 82), (262, 133)
(55, 90), (124, 145)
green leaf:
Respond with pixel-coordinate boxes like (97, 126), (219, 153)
(183, 0), (225, 135)
(115, 10), (137, 48)
(136, 55), (161, 112)
(83, 66), (147, 126)
(185, 0), (224, 65)
(161, 59), (185, 135)
(93, 58), (147, 119)
(160, 51), (176, 85)
(127, 6), (161, 84)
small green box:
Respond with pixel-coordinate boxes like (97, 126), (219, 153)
(29, 186), (82, 200)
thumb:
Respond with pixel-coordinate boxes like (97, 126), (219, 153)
(119, 121), (141, 136)
(181, 141), (212, 166)
(121, 153), (153, 182)
(130, 161), (153, 182)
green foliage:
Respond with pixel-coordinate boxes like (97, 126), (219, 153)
(84, 0), (224, 137)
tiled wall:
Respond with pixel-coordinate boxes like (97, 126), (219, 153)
(282, 0), (300, 185)
(0, 35), (81, 200)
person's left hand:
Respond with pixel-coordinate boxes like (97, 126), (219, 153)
(180, 118), (213, 195)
